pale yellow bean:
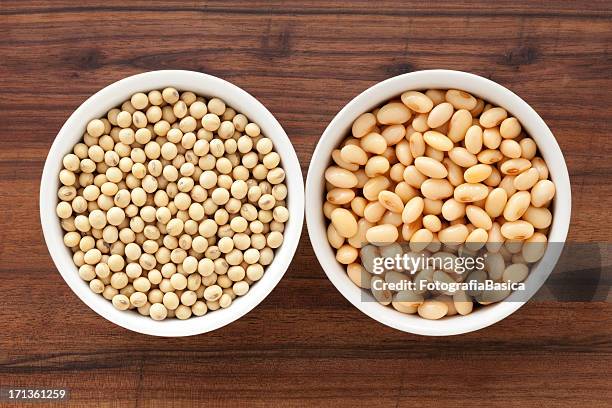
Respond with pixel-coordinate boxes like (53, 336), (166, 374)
(440, 158), (462, 187)
(500, 220), (534, 240)
(417, 299), (448, 320)
(348, 218), (373, 248)
(503, 191), (531, 221)
(531, 180), (555, 207)
(389, 163), (406, 182)
(414, 156), (448, 179)
(361, 132), (387, 155)
(371, 276), (392, 305)
(441, 198), (465, 221)
(340, 144), (368, 165)
(500, 139), (522, 159)
(352, 113), (377, 138)
(351, 197), (368, 217)
(336, 244), (359, 264)
(482, 128), (501, 150)
(323, 201), (339, 219)
(425, 145), (445, 162)
(395, 182), (419, 203)
(484, 187), (508, 218)
(409, 132), (426, 158)
(453, 290), (474, 315)
(360, 245), (380, 275)
(411, 113), (429, 132)
(392, 290), (424, 314)
(325, 166), (358, 188)
(377, 102), (412, 125)
(425, 89), (445, 105)
(500, 117), (522, 139)
(402, 196), (424, 224)
(355, 169), (369, 188)
(454, 183), (488, 203)
(502, 263), (528, 283)
(326, 188), (355, 205)
(448, 147), (478, 168)
(423, 214), (442, 232)
(423, 198), (443, 216)
(464, 125), (483, 155)
(500, 158), (532, 175)
(477, 149), (503, 164)
(466, 205), (492, 230)
(381, 210), (403, 227)
(365, 155), (390, 177)
(401, 91), (433, 113)
(363, 201), (386, 223)
(522, 206), (552, 229)
(363, 176), (391, 201)
(499, 175), (517, 197)
(327, 224), (345, 249)
(381, 124), (406, 146)
(427, 102), (454, 128)
(520, 138), (537, 160)
(465, 228), (488, 251)
(395, 140), (413, 166)
(420, 179), (454, 200)
(366, 224), (399, 245)
(531, 157), (549, 180)
(445, 89), (477, 110)
(330, 208), (358, 238)
(347, 263), (372, 289)
(438, 224), (469, 244)
(479, 107), (507, 128)
(403, 166), (427, 188)
(409, 228), (434, 252)
(464, 164), (492, 183)
(378, 190), (404, 213)
(447, 109), (472, 142)
(484, 167), (501, 187)
(332, 149), (359, 171)
(513, 168), (539, 190)
(423, 131), (453, 151)
(522, 232), (547, 263)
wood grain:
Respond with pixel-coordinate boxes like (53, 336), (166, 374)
(0, 1), (611, 407)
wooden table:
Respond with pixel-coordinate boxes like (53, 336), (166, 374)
(1, 1), (610, 406)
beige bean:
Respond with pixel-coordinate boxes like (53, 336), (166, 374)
(326, 188), (355, 205)
(427, 102), (454, 128)
(414, 156), (448, 179)
(503, 191), (531, 221)
(483, 251), (504, 281)
(503, 263), (529, 283)
(531, 179), (555, 207)
(453, 290), (474, 315)
(411, 113), (429, 132)
(325, 166), (358, 188)
(477, 149), (503, 164)
(520, 138), (537, 160)
(500, 117), (522, 139)
(363, 201), (386, 223)
(352, 113), (377, 138)
(336, 245), (359, 264)
(365, 155), (390, 177)
(389, 163), (406, 182)
(464, 164), (492, 183)
(438, 224), (469, 244)
(522, 206), (552, 229)
(482, 127), (501, 149)
(485, 222), (505, 252)
(347, 263), (372, 289)
(403, 166), (427, 188)
(417, 299), (448, 320)
(392, 290), (424, 314)
(327, 224), (345, 249)
(340, 144), (368, 165)
(381, 210), (403, 227)
(513, 168), (539, 191)
(500, 139), (522, 159)
(522, 232), (547, 263)
(445, 90), (477, 110)
(395, 181), (419, 203)
(500, 158), (532, 175)
(420, 179), (454, 200)
(402, 196), (424, 224)
(363, 176), (391, 201)
(475, 287), (511, 305)
(351, 197), (368, 217)
(441, 158), (462, 186)
(378, 190), (404, 213)
(361, 132), (387, 155)
(348, 218), (373, 248)
(332, 149), (359, 171)
(400, 90), (433, 113)
(409, 132), (426, 158)
(423, 131), (453, 151)
(500, 220), (534, 240)
(330, 208), (358, 238)
(454, 183), (488, 203)
(484, 187), (508, 218)
(422, 214), (442, 232)
(371, 276), (392, 305)
(464, 125), (483, 155)
(499, 175), (517, 197)
(448, 147), (478, 168)
(466, 205), (492, 230)
(395, 140), (413, 166)
(425, 146), (444, 162)
(441, 198), (465, 221)
(531, 157), (549, 180)
(447, 109), (472, 142)
(366, 224), (399, 245)
(360, 245), (380, 275)
(409, 228), (434, 252)
(377, 102), (412, 125)
(382, 124), (406, 146)
(423, 198), (443, 215)
(401, 218), (422, 241)
(465, 228), (488, 251)
(479, 107), (507, 128)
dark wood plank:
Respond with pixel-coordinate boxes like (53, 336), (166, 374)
(0, 1), (610, 407)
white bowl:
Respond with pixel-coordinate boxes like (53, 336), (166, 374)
(306, 69), (571, 336)
(40, 70), (304, 336)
